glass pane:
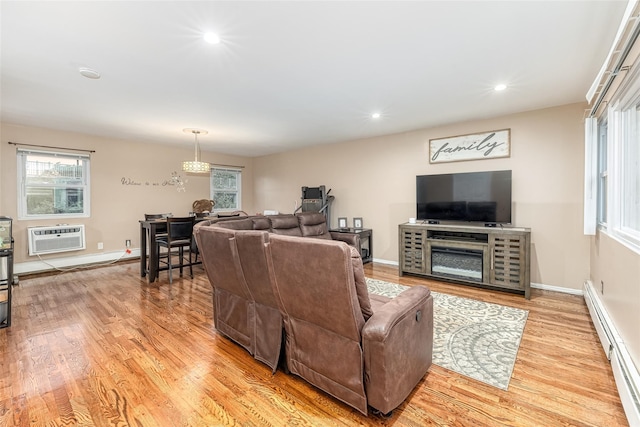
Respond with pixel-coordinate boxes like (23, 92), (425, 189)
(212, 170), (238, 191)
(24, 155), (85, 186)
(26, 187), (84, 215)
(212, 192), (238, 210)
(597, 122), (607, 223)
(621, 106), (640, 231)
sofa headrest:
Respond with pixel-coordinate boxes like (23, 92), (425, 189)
(267, 234), (370, 326)
(349, 246), (373, 320)
(297, 212), (331, 239)
(270, 215), (302, 236)
(193, 226), (252, 299)
(252, 217), (272, 230)
(296, 212), (326, 226)
(213, 218), (254, 230)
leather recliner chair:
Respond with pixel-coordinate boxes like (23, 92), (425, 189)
(193, 213), (361, 374)
(234, 230), (283, 371)
(193, 225), (283, 372)
(265, 234), (433, 415)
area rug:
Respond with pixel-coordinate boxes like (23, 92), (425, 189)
(366, 278), (528, 390)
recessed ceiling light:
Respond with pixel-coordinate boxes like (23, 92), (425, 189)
(79, 67), (100, 79)
(204, 32), (221, 44)
(494, 84), (507, 91)
(371, 112), (381, 119)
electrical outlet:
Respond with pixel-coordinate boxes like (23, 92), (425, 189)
(97, 242), (104, 250)
(126, 239), (131, 248)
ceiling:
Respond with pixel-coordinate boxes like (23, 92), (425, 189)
(0, 1), (628, 157)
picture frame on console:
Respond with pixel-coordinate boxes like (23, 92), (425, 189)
(338, 217), (348, 229)
(353, 217), (363, 229)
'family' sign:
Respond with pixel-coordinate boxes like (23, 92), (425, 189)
(429, 129), (510, 163)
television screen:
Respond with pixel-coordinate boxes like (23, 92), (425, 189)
(416, 170), (512, 224)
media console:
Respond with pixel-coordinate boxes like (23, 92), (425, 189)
(398, 222), (531, 299)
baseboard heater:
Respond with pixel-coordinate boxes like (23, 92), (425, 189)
(28, 225), (86, 256)
(584, 281), (640, 426)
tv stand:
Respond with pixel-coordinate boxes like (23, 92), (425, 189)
(399, 222), (531, 299)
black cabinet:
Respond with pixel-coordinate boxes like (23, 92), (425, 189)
(0, 216), (13, 328)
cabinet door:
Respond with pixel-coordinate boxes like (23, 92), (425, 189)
(400, 227), (427, 274)
(489, 234), (526, 290)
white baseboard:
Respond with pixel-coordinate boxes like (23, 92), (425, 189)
(374, 258), (583, 295)
(371, 258), (398, 266)
(530, 282), (583, 295)
(14, 249), (140, 275)
(584, 280), (640, 427)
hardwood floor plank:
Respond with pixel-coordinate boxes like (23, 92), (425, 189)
(0, 261), (628, 426)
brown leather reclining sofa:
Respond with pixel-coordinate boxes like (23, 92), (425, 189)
(193, 212), (433, 416)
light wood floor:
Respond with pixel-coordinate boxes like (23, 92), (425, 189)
(0, 261), (628, 426)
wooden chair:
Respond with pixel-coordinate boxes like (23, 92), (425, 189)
(144, 213), (171, 236)
(144, 213), (171, 274)
(157, 216), (196, 284)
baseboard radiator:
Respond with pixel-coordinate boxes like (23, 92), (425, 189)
(28, 225), (86, 256)
(584, 281), (640, 426)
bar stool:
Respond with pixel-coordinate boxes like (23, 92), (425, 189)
(157, 216), (196, 284)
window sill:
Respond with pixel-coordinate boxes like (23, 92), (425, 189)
(599, 227), (640, 256)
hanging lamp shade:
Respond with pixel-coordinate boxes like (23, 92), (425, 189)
(182, 128), (210, 173)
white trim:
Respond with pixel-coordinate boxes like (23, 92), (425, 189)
(372, 258), (397, 266)
(530, 282), (584, 296)
(584, 117), (598, 235)
(14, 249), (139, 275)
(584, 280), (640, 427)
(586, 0), (639, 103)
(376, 258), (585, 295)
(612, 346), (640, 427)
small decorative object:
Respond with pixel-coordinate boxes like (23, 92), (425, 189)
(192, 199), (215, 213)
(353, 217), (363, 229)
(169, 171), (187, 192)
(338, 217), (348, 228)
(429, 128), (510, 164)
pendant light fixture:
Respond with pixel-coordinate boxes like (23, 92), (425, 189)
(182, 128), (210, 173)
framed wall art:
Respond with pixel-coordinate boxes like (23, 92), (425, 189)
(429, 128), (510, 164)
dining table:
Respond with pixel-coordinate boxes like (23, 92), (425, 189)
(139, 217), (203, 282)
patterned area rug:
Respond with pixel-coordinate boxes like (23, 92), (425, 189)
(366, 278), (528, 390)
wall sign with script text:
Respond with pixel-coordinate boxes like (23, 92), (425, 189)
(429, 129), (510, 164)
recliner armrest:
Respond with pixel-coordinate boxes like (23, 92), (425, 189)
(361, 286), (433, 414)
(329, 231), (360, 249)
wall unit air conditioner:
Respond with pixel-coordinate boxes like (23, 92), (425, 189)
(28, 225), (86, 256)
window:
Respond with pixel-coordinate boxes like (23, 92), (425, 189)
(17, 149), (91, 219)
(210, 167), (241, 211)
(596, 67), (640, 250)
(620, 103), (640, 235)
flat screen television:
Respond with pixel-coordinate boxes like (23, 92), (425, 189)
(416, 170), (512, 224)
